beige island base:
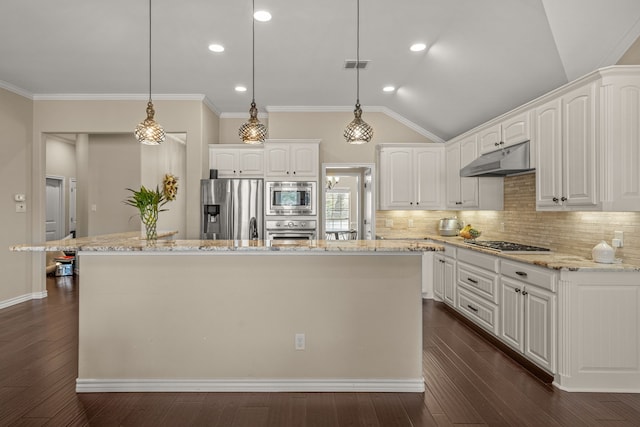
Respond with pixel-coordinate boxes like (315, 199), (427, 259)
(28, 234), (441, 393)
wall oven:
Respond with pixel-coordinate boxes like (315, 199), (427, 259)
(265, 220), (317, 241)
(266, 181), (316, 216)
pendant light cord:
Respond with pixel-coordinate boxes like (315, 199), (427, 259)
(356, 0), (360, 105)
(252, 0), (256, 104)
(148, 0), (152, 103)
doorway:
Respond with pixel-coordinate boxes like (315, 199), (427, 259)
(45, 176), (65, 241)
(321, 163), (375, 240)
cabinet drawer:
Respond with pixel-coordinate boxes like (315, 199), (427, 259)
(457, 262), (499, 303)
(501, 260), (556, 292)
(457, 288), (499, 334)
(457, 248), (499, 272)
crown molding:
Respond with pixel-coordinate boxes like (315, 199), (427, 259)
(220, 112), (269, 119)
(0, 80), (34, 99)
(263, 105), (445, 143)
(31, 93), (207, 101)
(202, 97), (221, 116)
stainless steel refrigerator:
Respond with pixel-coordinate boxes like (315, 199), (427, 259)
(200, 178), (263, 240)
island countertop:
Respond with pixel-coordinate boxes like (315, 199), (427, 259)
(9, 231), (443, 254)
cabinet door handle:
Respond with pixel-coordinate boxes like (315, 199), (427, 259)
(561, 196), (567, 202)
(494, 142), (500, 146)
(409, 202), (413, 205)
(455, 201), (462, 205)
(439, 259), (445, 263)
(467, 304), (478, 312)
(239, 170), (242, 174)
(515, 288), (521, 293)
(522, 290), (528, 296)
(467, 278), (478, 284)
(552, 197), (559, 203)
(233, 170), (237, 174)
(416, 202), (419, 205)
(515, 271), (528, 277)
(286, 171), (290, 174)
(293, 171), (296, 175)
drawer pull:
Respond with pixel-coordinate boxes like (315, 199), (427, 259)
(522, 290), (528, 296)
(467, 278), (478, 284)
(515, 288), (521, 293)
(515, 271), (528, 277)
(467, 304), (478, 312)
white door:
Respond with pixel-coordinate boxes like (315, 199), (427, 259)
(46, 177), (64, 241)
(69, 178), (77, 235)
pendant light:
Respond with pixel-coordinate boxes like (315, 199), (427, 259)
(239, 0), (268, 144)
(134, 0), (165, 145)
(344, 0), (373, 144)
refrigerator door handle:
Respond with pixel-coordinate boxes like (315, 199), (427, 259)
(250, 217), (258, 240)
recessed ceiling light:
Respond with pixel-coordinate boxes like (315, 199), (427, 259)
(208, 44), (225, 53)
(383, 86), (395, 92)
(254, 10), (272, 22)
(235, 86), (247, 92)
(410, 43), (427, 52)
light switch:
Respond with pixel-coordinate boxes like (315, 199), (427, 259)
(14, 194), (25, 202)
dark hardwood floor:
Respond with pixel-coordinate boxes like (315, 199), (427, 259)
(1, 275), (640, 426)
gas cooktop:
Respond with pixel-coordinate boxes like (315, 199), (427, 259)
(464, 240), (551, 254)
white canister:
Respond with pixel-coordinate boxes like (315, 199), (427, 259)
(592, 240), (615, 264)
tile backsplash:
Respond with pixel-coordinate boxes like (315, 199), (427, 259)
(376, 173), (640, 266)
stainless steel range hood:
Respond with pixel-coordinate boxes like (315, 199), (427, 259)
(460, 140), (533, 177)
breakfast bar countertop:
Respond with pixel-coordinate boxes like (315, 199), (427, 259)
(9, 231), (443, 254)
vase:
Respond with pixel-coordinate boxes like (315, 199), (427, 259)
(142, 204), (159, 242)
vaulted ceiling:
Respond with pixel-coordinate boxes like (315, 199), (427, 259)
(1, 0), (639, 141)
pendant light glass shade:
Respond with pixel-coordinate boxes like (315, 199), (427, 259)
(344, 102), (373, 144)
(344, 0), (372, 144)
(135, 101), (165, 145)
(239, 101), (268, 144)
(135, 0), (165, 145)
(239, 0), (267, 144)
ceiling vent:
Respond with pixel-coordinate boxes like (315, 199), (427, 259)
(344, 60), (370, 69)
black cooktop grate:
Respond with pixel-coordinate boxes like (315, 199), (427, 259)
(465, 240), (551, 252)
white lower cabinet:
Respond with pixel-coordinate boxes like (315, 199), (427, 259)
(499, 260), (556, 373)
(500, 277), (556, 372)
(455, 249), (499, 333)
(433, 245), (456, 304)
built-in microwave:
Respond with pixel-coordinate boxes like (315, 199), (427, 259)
(266, 181), (316, 216)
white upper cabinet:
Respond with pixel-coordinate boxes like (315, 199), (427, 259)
(601, 72), (640, 211)
(445, 135), (503, 210)
(478, 111), (531, 155)
(209, 145), (264, 178)
(378, 144), (445, 210)
(535, 82), (598, 210)
(264, 140), (319, 179)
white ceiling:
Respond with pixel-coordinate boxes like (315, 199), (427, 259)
(1, 0), (639, 141)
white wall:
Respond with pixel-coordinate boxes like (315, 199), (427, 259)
(141, 135), (187, 239)
(0, 87), (34, 305)
(87, 134), (141, 236)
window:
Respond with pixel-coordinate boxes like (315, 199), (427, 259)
(325, 190), (350, 231)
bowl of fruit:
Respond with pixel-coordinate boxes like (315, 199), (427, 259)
(459, 224), (481, 240)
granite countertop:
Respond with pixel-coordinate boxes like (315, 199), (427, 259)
(420, 234), (640, 272)
(9, 232), (443, 254)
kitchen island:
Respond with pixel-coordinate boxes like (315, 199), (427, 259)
(12, 233), (442, 393)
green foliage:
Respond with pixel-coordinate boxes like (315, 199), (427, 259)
(123, 186), (169, 240)
(123, 185), (168, 216)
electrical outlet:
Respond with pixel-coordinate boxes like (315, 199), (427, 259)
(295, 333), (305, 350)
(15, 202), (26, 213)
(385, 219), (393, 228)
(613, 231), (624, 248)
(408, 219), (414, 228)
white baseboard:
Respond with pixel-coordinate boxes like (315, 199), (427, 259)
(76, 378), (425, 393)
(0, 291), (47, 310)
